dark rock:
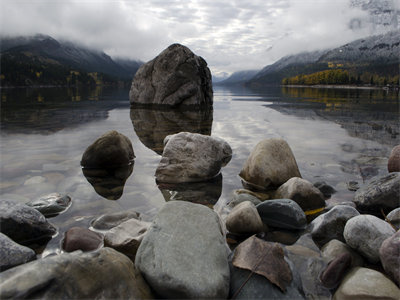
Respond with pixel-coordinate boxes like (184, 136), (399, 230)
(319, 252), (352, 289)
(353, 172), (400, 214)
(0, 233), (36, 271)
(82, 165), (133, 200)
(62, 227), (103, 252)
(256, 199), (307, 230)
(80, 130), (134, 168)
(314, 181), (337, 198)
(0, 247), (154, 299)
(226, 201), (264, 234)
(274, 177), (326, 211)
(26, 193), (71, 217)
(239, 138), (301, 191)
(311, 205), (360, 248)
(130, 107), (212, 154)
(0, 200), (56, 245)
(388, 145), (400, 172)
(91, 209), (141, 230)
(129, 43), (213, 107)
(155, 132), (232, 183)
(379, 231), (400, 286)
(135, 201), (229, 299)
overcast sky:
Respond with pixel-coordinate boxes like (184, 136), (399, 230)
(0, 0), (395, 76)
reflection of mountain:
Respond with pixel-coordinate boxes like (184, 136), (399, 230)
(130, 107), (213, 154)
(0, 87), (129, 134)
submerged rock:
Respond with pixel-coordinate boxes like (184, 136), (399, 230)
(0, 247), (153, 299)
(314, 181), (337, 198)
(129, 43), (213, 107)
(0, 233), (36, 272)
(155, 132), (232, 183)
(81, 130), (135, 169)
(239, 138), (301, 191)
(91, 209), (141, 230)
(26, 193), (71, 217)
(379, 231), (400, 286)
(62, 227), (104, 252)
(135, 201), (229, 299)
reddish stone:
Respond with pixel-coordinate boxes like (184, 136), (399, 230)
(63, 227), (103, 252)
(379, 231), (400, 286)
(320, 252), (352, 289)
(388, 145), (400, 173)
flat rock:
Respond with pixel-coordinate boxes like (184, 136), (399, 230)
(62, 227), (104, 252)
(388, 145), (400, 172)
(353, 172), (400, 214)
(344, 214), (395, 263)
(0, 247), (153, 299)
(311, 205), (360, 248)
(256, 199), (307, 230)
(155, 132), (232, 183)
(0, 200), (57, 245)
(129, 43), (213, 107)
(0, 233), (36, 272)
(81, 130), (135, 168)
(321, 239), (364, 267)
(226, 201), (264, 234)
(379, 231), (400, 286)
(26, 193), (71, 217)
(239, 138), (301, 191)
(135, 201), (229, 299)
(91, 209), (141, 230)
(274, 177), (326, 211)
(333, 267), (400, 300)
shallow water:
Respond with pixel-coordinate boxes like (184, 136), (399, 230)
(1, 85), (399, 255)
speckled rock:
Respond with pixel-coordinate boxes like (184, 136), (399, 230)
(379, 231), (400, 286)
(225, 201), (264, 234)
(0, 233), (36, 271)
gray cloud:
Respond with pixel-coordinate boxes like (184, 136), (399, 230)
(0, 0), (396, 76)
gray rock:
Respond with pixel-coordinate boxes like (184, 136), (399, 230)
(379, 231), (400, 286)
(0, 233), (36, 271)
(274, 177), (326, 211)
(387, 208), (400, 230)
(344, 214), (395, 263)
(311, 205), (360, 248)
(388, 145), (400, 172)
(104, 218), (151, 260)
(225, 201), (264, 234)
(347, 181), (360, 191)
(321, 239), (364, 267)
(314, 181), (337, 198)
(91, 209), (141, 230)
(256, 199), (307, 230)
(135, 201), (229, 299)
(129, 43), (213, 107)
(81, 130), (135, 168)
(0, 247), (153, 299)
(353, 172), (400, 214)
(333, 267), (400, 300)
(0, 200), (57, 245)
(155, 132), (232, 183)
(26, 193), (71, 217)
(239, 138), (301, 191)
(228, 190), (262, 208)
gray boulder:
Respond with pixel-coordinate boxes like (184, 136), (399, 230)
(0, 200), (56, 245)
(311, 205), (360, 248)
(26, 193), (71, 217)
(239, 138), (301, 191)
(274, 177), (326, 211)
(333, 267), (400, 300)
(353, 172), (400, 214)
(321, 239), (364, 267)
(344, 215), (395, 263)
(379, 231), (400, 286)
(155, 132), (232, 183)
(129, 43), (213, 107)
(0, 233), (36, 272)
(0, 247), (153, 299)
(135, 201), (229, 299)
(387, 208), (400, 230)
(256, 199), (307, 230)
(81, 130), (135, 168)
(225, 201), (264, 234)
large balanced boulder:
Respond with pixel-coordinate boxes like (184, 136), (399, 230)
(0, 247), (153, 299)
(379, 231), (400, 286)
(239, 138), (301, 191)
(0, 200), (56, 245)
(344, 214), (395, 263)
(129, 43), (213, 107)
(353, 172), (400, 214)
(155, 132), (232, 183)
(388, 145), (400, 172)
(135, 201), (230, 299)
(81, 131), (135, 168)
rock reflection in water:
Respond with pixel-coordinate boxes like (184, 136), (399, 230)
(158, 174), (222, 208)
(82, 164), (133, 200)
(130, 107), (213, 154)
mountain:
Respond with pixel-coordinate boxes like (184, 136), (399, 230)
(217, 70), (259, 86)
(0, 34), (142, 86)
(247, 30), (400, 87)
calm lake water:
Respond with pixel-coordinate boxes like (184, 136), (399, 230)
(1, 85), (399, 255)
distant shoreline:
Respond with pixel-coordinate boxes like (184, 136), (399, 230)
(281, 84), (397, 90)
